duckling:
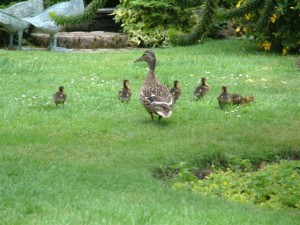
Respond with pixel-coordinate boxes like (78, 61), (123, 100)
(217, 86), (232, 109)
(118, 79), (132, 103)
(193, 77), (210, 100)
(170, 80), (182, 103)
(231, 94), (254, 105)
(135, 50), (174, 120)
(53, 86), (67, 106)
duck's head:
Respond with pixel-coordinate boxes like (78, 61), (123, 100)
(59, 86), (64, 92)
(201, 77), (207, 85)
(221, 86), (227, 93)
(134, 50), (156, 65)
(174, 80), (179, 87)
(123, 79), (130, 89)
(245, 95), (254, 103)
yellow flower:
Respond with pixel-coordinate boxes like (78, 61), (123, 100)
(243, 26), (247, 32)
(245, 13), (252, 21)
(223, 181), (228, 186)
(236, 0), (243, 8)
(261, 41), (271, 51)
(235, 27), (241, 32)
(270, 14), (277, 23)
(282, 48), (288, 55)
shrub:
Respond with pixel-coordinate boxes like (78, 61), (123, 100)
(113, 0), (196, 47)
(222, 0), (300, 54)
(172, 160), (300, 210)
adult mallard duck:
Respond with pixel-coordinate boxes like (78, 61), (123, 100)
(170, 80), (182, 103)
(217, 86), (232, 109)
(231, 94), (254, 105)
(53, 86), (67, 106)
(118, 79), (132, 103)
(134, 50), (173, 120)
(193, 77), (210, 100)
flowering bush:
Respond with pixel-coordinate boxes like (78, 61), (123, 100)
(114, 0), (196, 47)
(229, 0), (300, 54)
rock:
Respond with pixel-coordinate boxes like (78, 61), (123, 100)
(30, 31), (128, 49)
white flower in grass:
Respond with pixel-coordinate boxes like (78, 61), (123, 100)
(32, 96), (36, 99)
(237, 115), (241, 118)
(234, 83), (238, 85)
(22, 94), (26, 98)
(281, 81), (287, 84)
(261, 78), (267, 81)
(205, 71), (211, 74)
(245, 74), (249, 78)
(221, 77), (226, 79)
(239, 74), (243, 77)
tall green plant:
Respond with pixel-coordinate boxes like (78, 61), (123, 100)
(170, 0), (219, 46)
(52, 0), (107, 26)
(114, 0), (196, 47)
(220, 0), (300, 53)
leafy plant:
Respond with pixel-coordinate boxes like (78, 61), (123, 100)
(171, 160), (300, 210)
(220, 0), (300, 53)
(113, 0), (196, 47)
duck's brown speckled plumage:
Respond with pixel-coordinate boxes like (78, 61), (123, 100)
(217, 86), (254, 109)
(217, 86), (231, 109)
(170, 80), (182, 103)
(194, 77), (209, 99)
(53, 86), (67, 106)
(231, 94), (254, 105)
(135, 50), (173, 120)
(118, 79), (132, 103)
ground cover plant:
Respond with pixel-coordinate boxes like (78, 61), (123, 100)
(0, 39), (300, 224)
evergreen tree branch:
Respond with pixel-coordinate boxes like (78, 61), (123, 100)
(51, 0), (107, 26)
(170, 0), (219, 46)
(172, 0), (204, 8)
(256, 0), (275, 32)
(218, 0), (263, 20)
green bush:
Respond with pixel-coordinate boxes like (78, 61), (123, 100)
(223, 0), (300, 54)
(113, 0), (196, 47)
(171, 160), (300, 210)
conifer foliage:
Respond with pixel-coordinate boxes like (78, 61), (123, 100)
(220, 0), (300, 53)
(170, 0), (219, 46)
(52, 0), (107, 26)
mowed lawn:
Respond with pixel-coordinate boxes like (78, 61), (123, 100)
(0, 39), (299, 224)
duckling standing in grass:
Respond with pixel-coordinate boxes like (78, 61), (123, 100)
(170, 80), (182, 103)
(193, 77), (210, 100)
(53, 86), (67, 107)
(135, 50), (174, 120)
(231, 94), (254, 105)
(217, 86), (232, 109)
(118, 79), (132, 103)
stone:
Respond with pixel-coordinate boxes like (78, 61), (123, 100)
(30, 31), (128, 49)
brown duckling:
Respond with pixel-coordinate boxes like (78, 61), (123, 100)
(53, 86), (67, 106)
(193, 77), (210, 100)
(217, 86), (232, 109)
(118, 79), (132, 103)
(135, 50), (173, 120)
(231, 94), (254, 105)
(170, 80), (182, 103)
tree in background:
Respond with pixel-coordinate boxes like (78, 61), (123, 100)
(171, 0), (300, 54)
(221, 0), (300, 54)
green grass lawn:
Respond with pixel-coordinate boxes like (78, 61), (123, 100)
(0, 39), (299, 224)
